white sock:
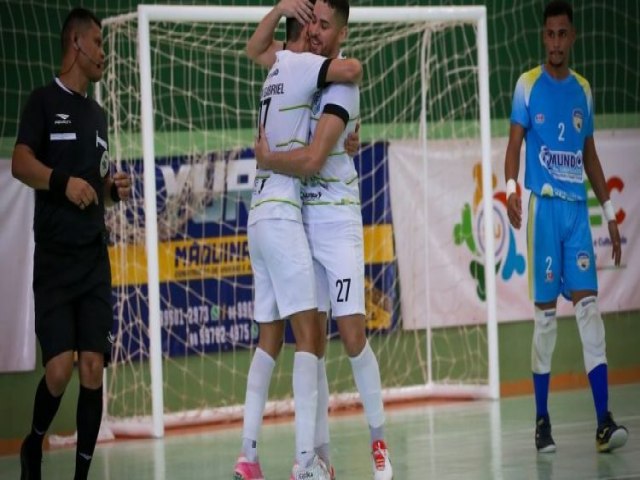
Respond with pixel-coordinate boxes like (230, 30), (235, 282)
(315, 357), (331, 465)
(241, 347), (275, 462)
(349, 341), (385, 438)
(293, 351), (319, 468)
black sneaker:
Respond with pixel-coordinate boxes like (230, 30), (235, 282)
(20, 435), (42, 480)
(535, 415), (557, 453)
(596, 412), (628, 453)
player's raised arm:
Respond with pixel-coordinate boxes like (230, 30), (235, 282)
(504, 122), (525, 229)
(255, 112), (345, 176)
(246, 0), (314, 68)
(583, 135), (621, 265)
(326, 57), (362, 84)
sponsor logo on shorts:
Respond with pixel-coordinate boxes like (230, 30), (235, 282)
(576, 251), (590, 271)
(107, 332), (115, 345)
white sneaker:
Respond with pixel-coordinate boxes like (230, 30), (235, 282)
(371, 440), (393, 480)
(291, 454), (331, 480)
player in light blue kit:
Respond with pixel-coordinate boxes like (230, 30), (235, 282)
(504, 0), (627, 454)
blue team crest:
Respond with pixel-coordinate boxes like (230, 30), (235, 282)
(311, 90), (323, 115)
(573, 109), (584, 132)
(576, 251), (590, 271)
(535, 113), (545, 124)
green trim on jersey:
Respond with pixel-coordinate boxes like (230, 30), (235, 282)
(327, 150), (347, 157)
(311, 115), (361, 122)
(309, 175), (340, 182)
(279, 104), (312, 112)
(304, 198), (361, 206)
(275, 138), (307, 148)
(345, 175), (358, 185)
(251, 198), (301, 209)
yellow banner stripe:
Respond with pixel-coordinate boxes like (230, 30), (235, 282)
(109, 225), (395, 286)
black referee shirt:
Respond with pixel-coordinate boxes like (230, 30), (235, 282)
(16, 78), (110, 246)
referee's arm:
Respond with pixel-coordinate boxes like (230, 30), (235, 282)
(104, 171), (131, 207)
(12, 144), (98, 207)
(12, 144), (53, 190)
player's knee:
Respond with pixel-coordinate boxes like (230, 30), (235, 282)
(78, 353), (104, 388)
(46, 367), (73, 395)
(342, 331), (367, 357)
(575, 296), (607, 372)
(531, 307), (557, 374)
(44, 352), (74, 395)
(257, 327), (284, 359)
(337, 314), (366, 357)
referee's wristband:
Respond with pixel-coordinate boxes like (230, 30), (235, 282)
(49, 169), (70, 200)
(110, 182), (121, 202)
(506, 178), (518, 199)
(603, 199), (615, 223)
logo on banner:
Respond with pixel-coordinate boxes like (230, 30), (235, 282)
(453, 163), (526, 301)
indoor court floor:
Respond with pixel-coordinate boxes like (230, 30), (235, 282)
(1, 383), (638, 479)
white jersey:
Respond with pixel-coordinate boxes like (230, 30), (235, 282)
(248, 50), (331, 225)
(302, 81), (361, 224)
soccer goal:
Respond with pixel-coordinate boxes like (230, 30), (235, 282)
(98, 5), (497, 439)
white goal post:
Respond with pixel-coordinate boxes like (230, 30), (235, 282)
(97, 4), (498, 440)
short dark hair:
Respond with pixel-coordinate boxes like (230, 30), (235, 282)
(61, 7), (101, 53)
(285, 17), (304, 42)
(543, 1), (573, 25)
(322, 0), (350, 27)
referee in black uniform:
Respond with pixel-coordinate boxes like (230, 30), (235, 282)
(11, 8), (131, 480)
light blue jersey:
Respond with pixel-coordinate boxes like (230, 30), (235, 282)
(511, 65), (594, 201)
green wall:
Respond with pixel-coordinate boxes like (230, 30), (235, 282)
(1, 0), (639, 142)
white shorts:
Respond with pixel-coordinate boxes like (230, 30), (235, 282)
(304, 219), (365, 317)
(248, 219), (316, 323)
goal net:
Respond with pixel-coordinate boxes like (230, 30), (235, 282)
(99, 5), (497, 437)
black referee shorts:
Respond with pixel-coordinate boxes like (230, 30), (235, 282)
(33, 238), (114, 367)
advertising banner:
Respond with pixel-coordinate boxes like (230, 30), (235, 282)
(389, 129), (640, 329)
(110, 143), (397, 361)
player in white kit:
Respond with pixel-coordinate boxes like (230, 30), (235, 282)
(234, 5), (362, 480)
(251, 1), (393, 479)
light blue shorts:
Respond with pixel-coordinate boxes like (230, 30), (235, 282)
(527, 194), (598, 303)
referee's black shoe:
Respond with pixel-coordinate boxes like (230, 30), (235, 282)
(20, 435), (42, 480)
(596, 412), (628, 453)
(535, 414), (557, 453)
